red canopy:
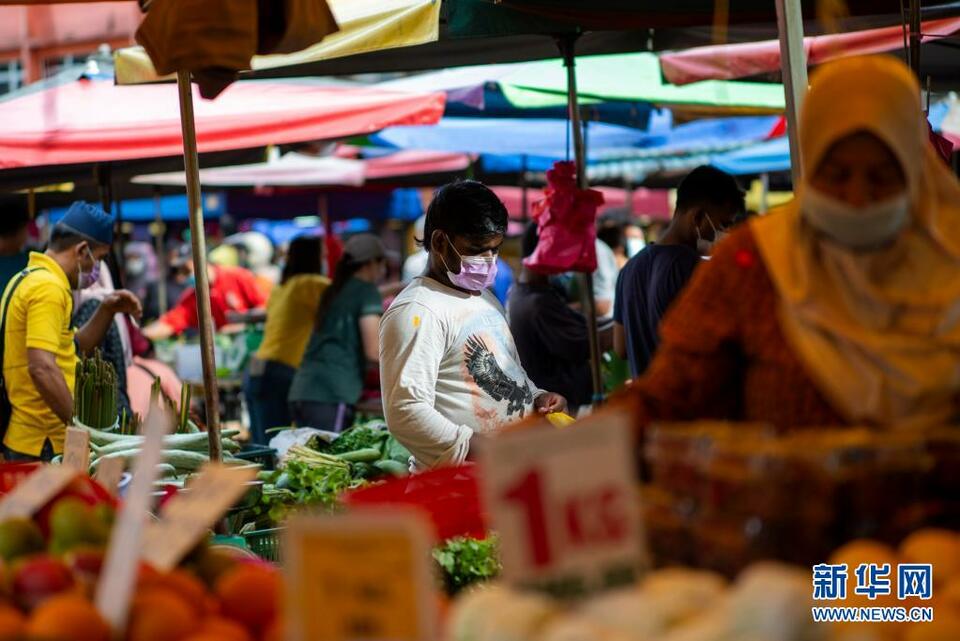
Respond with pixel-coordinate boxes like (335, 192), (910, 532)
(660, 17), (960, 85)
(0, 79), (445, 168)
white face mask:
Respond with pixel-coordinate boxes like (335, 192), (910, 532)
(802, 187), (910, 250)
(625, 237), (645, 258)
(695, 213), (724, 255)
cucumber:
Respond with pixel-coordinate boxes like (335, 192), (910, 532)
(335, 447), (382, 463)
(90, 449), (211, 472)
(373, 459), (409, 477)
(91, 431), (241, 457)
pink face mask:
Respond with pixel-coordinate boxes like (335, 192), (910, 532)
(442, 235), (498, 292)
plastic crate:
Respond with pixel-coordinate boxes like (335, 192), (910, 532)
(234, 447), (277, 471)
(341, 464), (486, 541)
(243, 527), (284, 563)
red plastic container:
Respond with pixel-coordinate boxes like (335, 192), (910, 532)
(341, 464), (487, 541)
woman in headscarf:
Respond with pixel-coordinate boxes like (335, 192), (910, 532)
(72, 261), (134, 419)
(123, 242), (161, 321)
(632, 55), (960, 430)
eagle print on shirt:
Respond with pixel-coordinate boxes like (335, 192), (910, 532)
(464, 335), (534, 417)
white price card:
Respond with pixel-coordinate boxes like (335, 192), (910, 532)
(95, 408), (172, 632)
(63, 427), (90, 472)
(93, 457), (125, 496)
(0, 465), (79, 520)
(476, 403), (646, 598)
(284, 508), (438, 641)
(141, 463), (257, 571)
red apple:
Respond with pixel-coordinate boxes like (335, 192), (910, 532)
(11, 555), (75, 610)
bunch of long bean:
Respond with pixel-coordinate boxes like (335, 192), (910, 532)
(74, 350), (118, 430)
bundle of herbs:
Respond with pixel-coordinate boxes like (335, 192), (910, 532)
(74, 350), (118, 430)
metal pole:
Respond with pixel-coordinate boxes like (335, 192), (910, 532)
(775, 0), (808, 185)
(909, 0), (922, 77)
(561, 36), (604, 408)
(520, 154), (529, 222)
(176, 70), (222, 462)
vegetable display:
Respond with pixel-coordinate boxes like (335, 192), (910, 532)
(73, 351), (118, 430)
(433, 536), (501, 596)
(249, 423), (413, 529)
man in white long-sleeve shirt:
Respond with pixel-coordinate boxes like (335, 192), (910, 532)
(380, 181), (567, 469)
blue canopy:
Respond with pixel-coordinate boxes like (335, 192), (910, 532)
(46, 193), (226, 223)
(225, 188), (423, 222)
(372, 117), (650, 158)
(711, 102), (953, 176)
(711, 137), (791, 176)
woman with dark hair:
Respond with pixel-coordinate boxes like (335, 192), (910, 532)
(244, 235), (327, 443)
(287, 234), (386, 431)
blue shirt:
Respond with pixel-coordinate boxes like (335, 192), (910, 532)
(614, 244), (701, 377)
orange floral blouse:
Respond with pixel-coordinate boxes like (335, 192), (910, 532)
(632, 224), (846, 428)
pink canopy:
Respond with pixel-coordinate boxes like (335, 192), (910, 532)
(492, 185), (672, 222)
(660, 17), (960, 85)
(0, 79), (445, 168)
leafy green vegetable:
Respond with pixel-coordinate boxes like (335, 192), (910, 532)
(251, 446), (366, 526)
(433, 536), (501, 595)
(320, 426), (389, 455)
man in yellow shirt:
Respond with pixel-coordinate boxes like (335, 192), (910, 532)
(1, 202), (141, 461)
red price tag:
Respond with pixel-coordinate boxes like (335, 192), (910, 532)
(477, 405), (646, 598)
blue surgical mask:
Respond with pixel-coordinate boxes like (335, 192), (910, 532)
(185, 274), (196, 288)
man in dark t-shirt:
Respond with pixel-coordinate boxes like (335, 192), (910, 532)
(509, 224), (611, 410)
(614, 166), (745, 377)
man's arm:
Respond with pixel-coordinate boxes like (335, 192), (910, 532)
(359, 314), (381, 363)
(75, 291), (142, 355)
(27, 348), (73, 424)
(143, 291), (194, 341)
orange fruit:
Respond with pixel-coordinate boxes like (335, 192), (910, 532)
(261, 618), (282, 641)
(215, 564), (280, 632)
(25, 594), (110, 641)
(199, 616), (252, 641)
(900, 529), (960, 587)
(0, 605), (25, 640)
(128, 589), (198, 641)
(141, 570), (214, 617)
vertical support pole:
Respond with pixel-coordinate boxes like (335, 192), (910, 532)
(759, 173), (771, 215)
(775, 0), (808, 185)
(561, 36), (604, 408)
(520, 154), (529, 222)
(909, 0), (922, 78)
(176, 70), (222, 462)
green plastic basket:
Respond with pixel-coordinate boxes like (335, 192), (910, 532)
(244, 527), (284, 563)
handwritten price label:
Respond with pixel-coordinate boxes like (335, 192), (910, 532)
(284, 509), (437, 641)
(63, 427), (90, 472)
(477, 404), (646, 598)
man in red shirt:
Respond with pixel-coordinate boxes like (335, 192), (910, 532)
(143, 255), (267, 340)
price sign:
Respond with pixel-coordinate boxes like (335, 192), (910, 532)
(95, 408), (172, 632)
(476, 404), (646, 598)
(63, 427), (90, 472)
(93, 458), (124, 496)
(141, 463), (256, 571)
(0, 465), (78, 520)
(285, 509), (437, 641)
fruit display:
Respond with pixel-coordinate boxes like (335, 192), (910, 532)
(0, 486), (283, 641)
(643, 423), (958, 575)
(446, 528), (960, 641)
